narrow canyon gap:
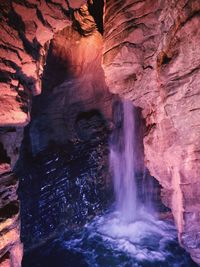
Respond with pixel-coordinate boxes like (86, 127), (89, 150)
(16, 0), (114, 256)
(0, 0), (200, 266)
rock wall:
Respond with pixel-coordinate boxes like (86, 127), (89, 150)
(16, 5), (113, 253)
(0, 173), (22, 267)
(103, 0), (200, 264)
(0, 0), (74, 126)
(0, 127), (23, 267)
(0, 0), (102, 265)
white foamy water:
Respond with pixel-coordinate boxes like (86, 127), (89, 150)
(61, 208), (196, 267)
(102, 99), (178, 263)
(60, 100), (196, 266)
(95, 209), (175, 262)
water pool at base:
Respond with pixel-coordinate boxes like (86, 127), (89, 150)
(23, 208), (198, 267)
(22, 100), (198, 267)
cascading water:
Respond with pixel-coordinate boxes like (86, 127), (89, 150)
(110, 100), (137, 221)
(24, 99), (198, 267)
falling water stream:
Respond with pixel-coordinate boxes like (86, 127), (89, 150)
(24, 100), (197, 267)
(110, 100), (137, 222)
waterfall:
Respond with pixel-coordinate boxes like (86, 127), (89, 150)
(110, 99), (137, 222)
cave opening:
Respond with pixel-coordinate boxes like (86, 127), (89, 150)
(88, 0), (104, 34)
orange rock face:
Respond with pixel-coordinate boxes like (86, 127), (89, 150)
(0, 0), (72, 126)
(103, 0), (200, 264)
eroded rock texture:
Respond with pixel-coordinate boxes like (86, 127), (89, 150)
(0, 0), (101, 265)
(0, 0), (73, 126)
(0, 127), (24, 267)
(16, 19), (113, 250)
(14, 0), (113, 260)
(103, 0), (200, 264)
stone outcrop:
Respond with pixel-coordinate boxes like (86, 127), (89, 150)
(103, 0), (200, 264)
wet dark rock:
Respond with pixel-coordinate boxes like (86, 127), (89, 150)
(22, 240), (89, 267)
(17, 133), (112, 249)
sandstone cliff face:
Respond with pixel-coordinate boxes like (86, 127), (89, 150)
(103, 0), (200, 264)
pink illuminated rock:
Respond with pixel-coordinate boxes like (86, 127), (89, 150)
(0, 0), (71, 125)
(103, 0), (200, 264)
(0, 170), (22, 267)
(68, 0), (87, 9)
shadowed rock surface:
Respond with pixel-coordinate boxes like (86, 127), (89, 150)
(15, 1), (113, 255)
(0, 1), (106, 265)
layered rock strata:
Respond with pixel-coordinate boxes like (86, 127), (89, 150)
(0, 0), (100, 265)
(103, 0), (200, 264)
